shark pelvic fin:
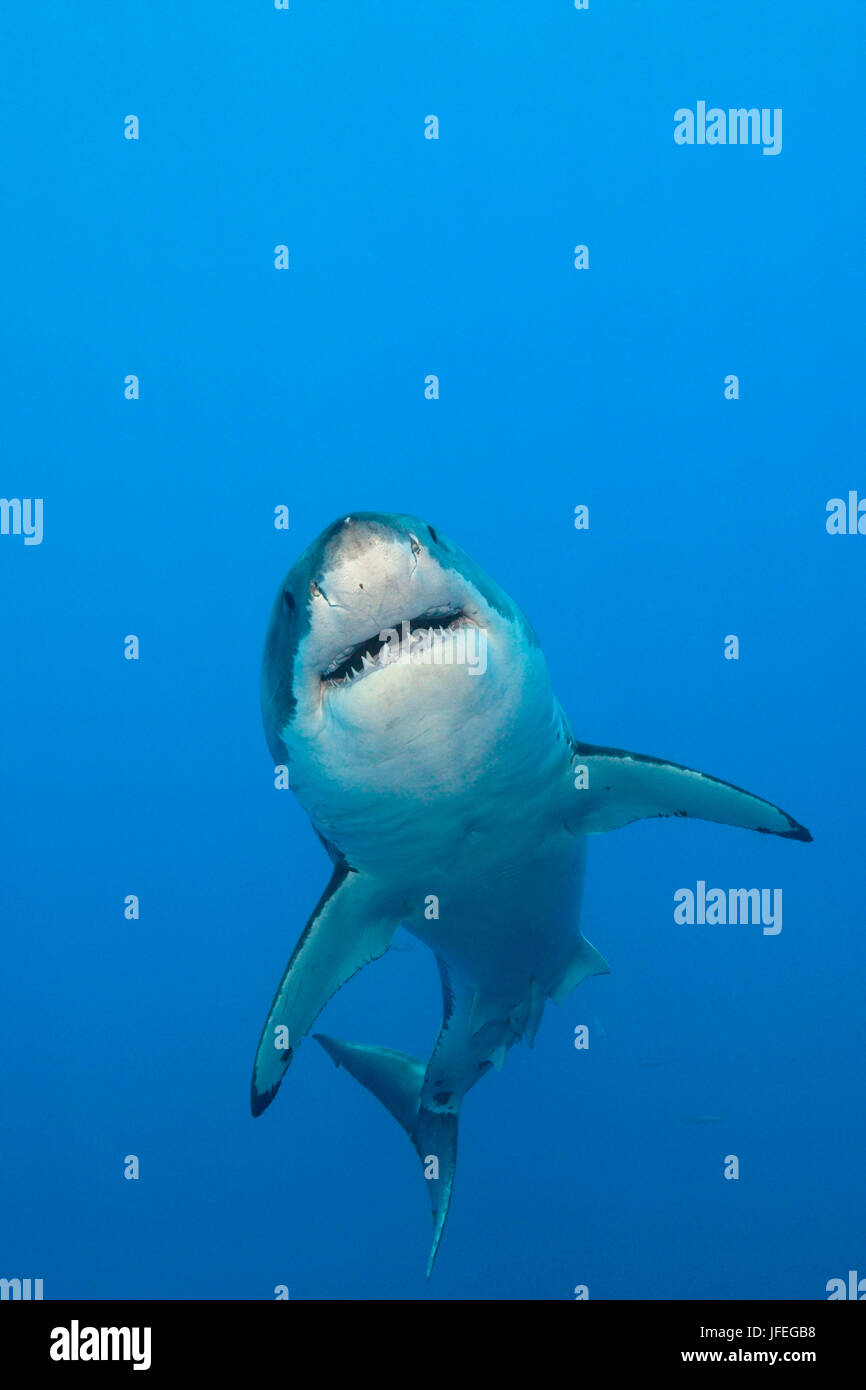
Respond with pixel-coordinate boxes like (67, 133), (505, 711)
(551, 935), (611, 1006)
(314, 1033), (458, 1279)
(469, 990), (504, 1037)
(250, 865), (398, 1118)
(523, 976), (546, 1048)
(567, 739), (812, 841)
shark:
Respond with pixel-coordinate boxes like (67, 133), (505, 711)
(251, 512), (811, 1276)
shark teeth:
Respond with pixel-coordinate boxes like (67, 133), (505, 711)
(321, 608), (466, 688)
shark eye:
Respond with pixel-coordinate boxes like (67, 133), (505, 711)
(428, 525), (439, 545)
(283, 590), (296, 613)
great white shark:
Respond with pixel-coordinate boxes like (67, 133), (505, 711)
(252, 512), (811, 1276)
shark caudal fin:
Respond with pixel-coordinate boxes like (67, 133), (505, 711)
(314, 1033), (458, 1278)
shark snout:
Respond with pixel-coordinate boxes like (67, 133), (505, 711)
(303, 514), (479, 692)
(318, 513), (423, 574)
(311, 515), (418, 613)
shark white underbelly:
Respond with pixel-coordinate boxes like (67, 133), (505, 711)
(250, 512), (811, 1275)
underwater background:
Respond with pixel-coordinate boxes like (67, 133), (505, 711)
(1, 1), (863, 1300)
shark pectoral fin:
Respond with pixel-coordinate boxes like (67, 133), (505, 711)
(314, 1034), (457, 1279)
(551, 935), (611, 1006)
(568, 740), (812, 841)
(251, 866), (397, 1117)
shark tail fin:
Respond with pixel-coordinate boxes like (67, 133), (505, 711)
(314, 1033), (458, 1279)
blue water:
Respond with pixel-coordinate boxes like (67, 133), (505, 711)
(2, 1), (863, 1301)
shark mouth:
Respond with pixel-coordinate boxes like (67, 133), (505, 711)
(321, 605), (469, 687)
